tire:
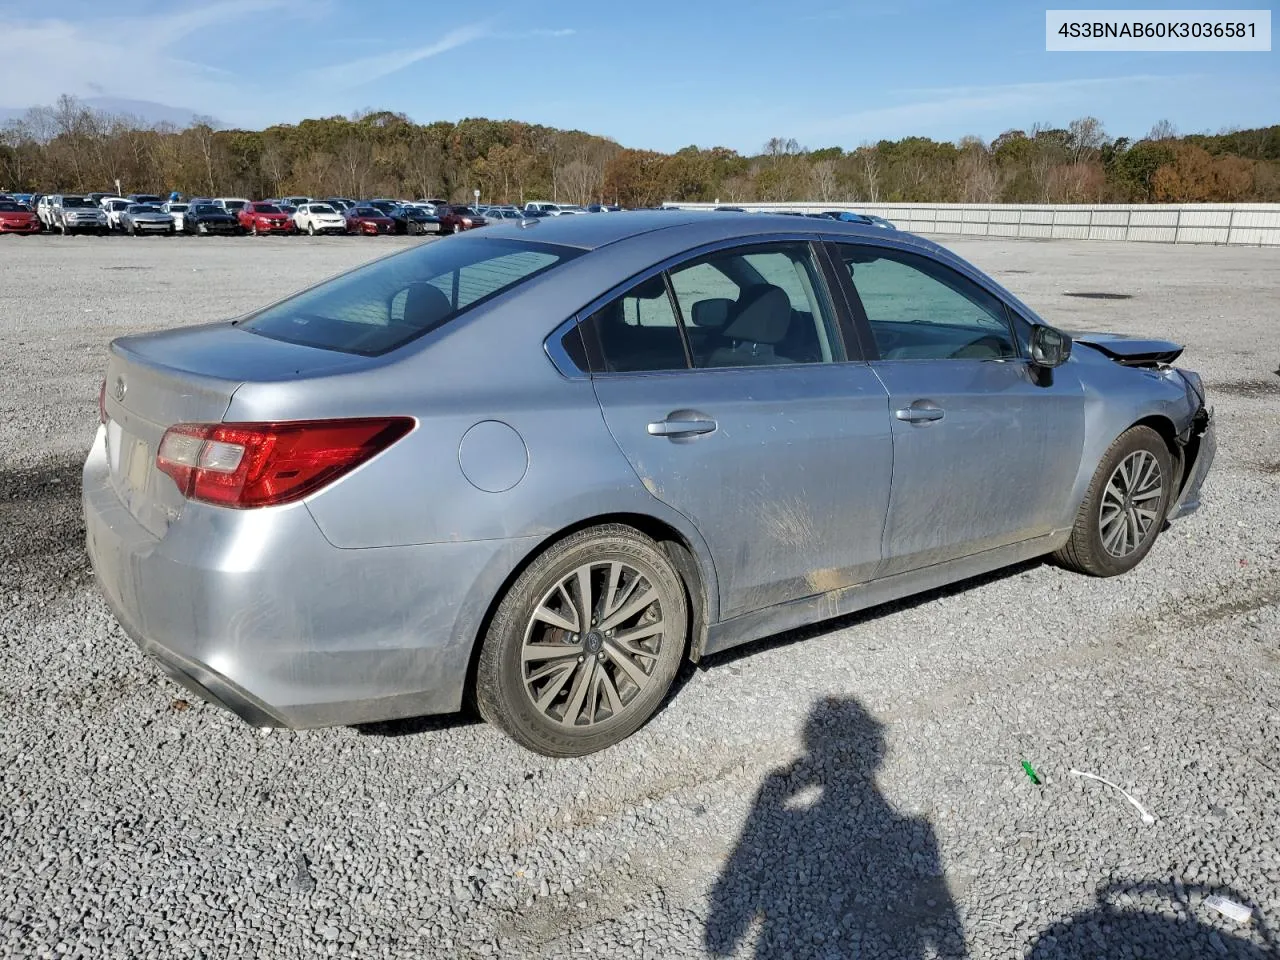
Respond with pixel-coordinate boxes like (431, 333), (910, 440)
(307, 223), (315, 236)
(251, 222), (259, 236)
(1053, 425), (1174, 577)
(475, 524), (688, 756)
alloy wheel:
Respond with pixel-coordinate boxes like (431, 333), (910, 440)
(520, 560), (668, 729)
(1098, 450), (1163, 558)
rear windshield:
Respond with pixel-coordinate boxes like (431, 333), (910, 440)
(239, 238), (582, 355)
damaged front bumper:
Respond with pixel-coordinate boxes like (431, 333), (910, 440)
(1168, 404), (1215, 520)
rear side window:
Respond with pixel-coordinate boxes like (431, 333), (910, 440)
(576, 274), (688, 373)
(240, 238), (581, 355)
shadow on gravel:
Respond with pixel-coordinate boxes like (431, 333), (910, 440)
(354, 709), (484, 738)
(1027, 882), (1275, 959)
(705, 696), (967, 959)
(1, 454), (92, 599)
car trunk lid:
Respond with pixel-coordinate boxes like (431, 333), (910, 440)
(101, 322), (370, 536)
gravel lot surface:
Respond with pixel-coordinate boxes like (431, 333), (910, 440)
(2, 233), (1278, 959)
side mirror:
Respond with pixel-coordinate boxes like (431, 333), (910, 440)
(1030, 325), (1072, 368)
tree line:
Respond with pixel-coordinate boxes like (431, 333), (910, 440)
(3, 95), (1277, 206)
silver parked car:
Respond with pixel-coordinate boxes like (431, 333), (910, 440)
(84, 213), (1215, 755)
(120, 204), (176, 235)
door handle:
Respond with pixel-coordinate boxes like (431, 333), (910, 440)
(647, 413), (718, 438)
(894, 402), (945, 424)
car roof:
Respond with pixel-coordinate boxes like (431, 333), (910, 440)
(472, 209), (921, 252)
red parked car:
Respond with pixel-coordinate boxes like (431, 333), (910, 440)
(0, 200), (40, 234)
(438, 205), (488, 233)
(344, 205), (395, 235)
(238, 202), (296, 236)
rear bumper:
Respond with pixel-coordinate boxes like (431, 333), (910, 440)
(1169, 406), (1216, 520)
(82, 429), (535, 728)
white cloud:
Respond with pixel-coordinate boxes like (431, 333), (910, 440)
(0, 1), (302, 120)
(531, 28), (576, 37)
(304, 23), (489, 90)
(800, 75), (1185, 142)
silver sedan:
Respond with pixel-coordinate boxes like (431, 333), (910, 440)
(84, 213), (1215, 755)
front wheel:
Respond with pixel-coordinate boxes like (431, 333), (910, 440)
(474, 524), (688, 756)
(1053, 425), (1174, 577)
(307, 223), (316, 236)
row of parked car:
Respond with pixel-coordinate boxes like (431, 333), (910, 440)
(0, 190), (896, 237)
(0, 191), (628, 238)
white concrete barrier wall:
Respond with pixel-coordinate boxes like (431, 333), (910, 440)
(663, 202), (1280, 245)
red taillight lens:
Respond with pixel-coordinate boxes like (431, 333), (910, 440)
(155, 418), (414, 508)
(98, 379), (108, 424)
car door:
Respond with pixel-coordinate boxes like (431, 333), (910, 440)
(829, 241), (1086, 576)
(577, 240), (894, 621)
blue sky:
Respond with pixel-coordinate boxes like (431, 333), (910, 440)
(0, 0), (1275, 152)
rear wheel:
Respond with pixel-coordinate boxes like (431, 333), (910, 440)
(475, 525), (687, 756)
(1054, 425), (1173, 577)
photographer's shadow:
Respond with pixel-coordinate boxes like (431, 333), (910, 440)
(705, 696), (967, 959)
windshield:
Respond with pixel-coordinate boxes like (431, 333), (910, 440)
(168, 203), (188, 212)
(0, 201), (24, 212)
(353, 207), (380, 217)
(62, 198), (93, 208)
(309, 204), (335, 214)
(129, 205), (162, 214)
(223, 200), (246, 211)
(253, 204), (282, 214)
(240, 238), (582, 356)
(192, 204), (221, 215)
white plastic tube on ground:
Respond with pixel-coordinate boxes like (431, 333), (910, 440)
(1069, 769), (1157, 825)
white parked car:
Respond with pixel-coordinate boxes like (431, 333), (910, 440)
(161, 201), (190, 231)
(36, 195), (58, 228)
(293, 202), (347, 236)
(101, 198), (131, 231)
(523, 202), (586, 216)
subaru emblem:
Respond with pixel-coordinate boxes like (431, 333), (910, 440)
(113, 376), (126, 403)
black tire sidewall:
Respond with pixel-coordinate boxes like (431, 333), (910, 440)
(1078, 426), (1174, 576)
(477, 527), (687, 756)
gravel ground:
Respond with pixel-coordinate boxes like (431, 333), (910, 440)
(1, 233), (1278, 960)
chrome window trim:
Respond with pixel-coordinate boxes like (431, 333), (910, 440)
(542, 232), (846, 379)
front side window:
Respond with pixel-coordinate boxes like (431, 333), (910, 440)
(838, 245), (1016, 361)
(668, 243), (840, 368)
(241, 238), (581, 355)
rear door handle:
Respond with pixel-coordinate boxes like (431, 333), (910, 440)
(894, 401), (945, 424)
(647, 412), (718, 438)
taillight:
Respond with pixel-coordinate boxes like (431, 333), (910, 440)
(98, 379), (108, 424)
(155, 418), (414, 508)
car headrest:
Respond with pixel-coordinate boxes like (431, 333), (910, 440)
(722, 284), (792, 345)
(691, 298), (733, 328)
(402, 282), (454, 332)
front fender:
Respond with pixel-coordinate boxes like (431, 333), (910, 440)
(1062, 347), (1198, 526)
